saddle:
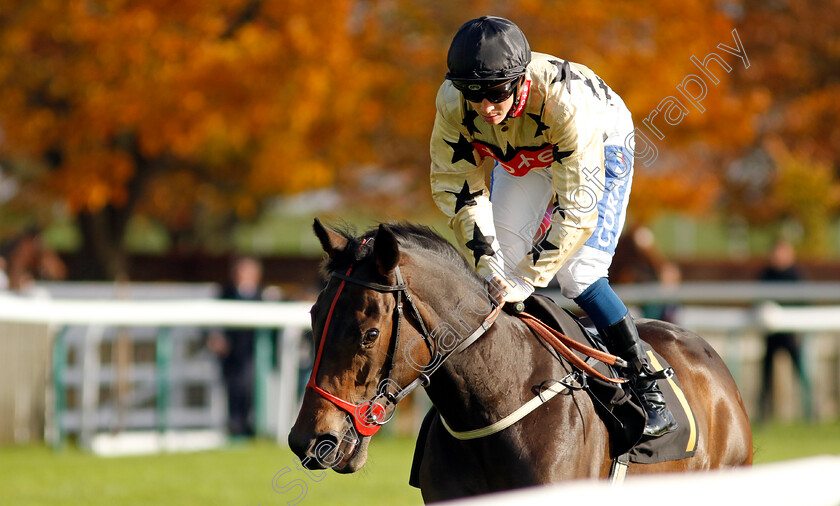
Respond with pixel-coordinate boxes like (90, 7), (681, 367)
(518, 294), (698, 463)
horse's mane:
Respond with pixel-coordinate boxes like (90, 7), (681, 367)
(322, 222), (480, 282)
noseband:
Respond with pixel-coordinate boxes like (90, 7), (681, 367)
(306, 252), (500, 437)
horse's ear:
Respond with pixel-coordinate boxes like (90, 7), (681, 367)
(313, 218), (348, 258)
(374, 224), (400, 275)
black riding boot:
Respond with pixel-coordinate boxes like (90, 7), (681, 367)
(599, 314), (678, 438)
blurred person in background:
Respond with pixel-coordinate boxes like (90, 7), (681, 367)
(758, 239), (811, 421)
(1, 227), (66, 292)
(430, 16), (676, 437)
(207, 256), (264, 437)
(619, 226), (683, 324)
(642, 261), (682, 324)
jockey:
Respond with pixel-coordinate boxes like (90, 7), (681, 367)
(429, 16), (677, 437)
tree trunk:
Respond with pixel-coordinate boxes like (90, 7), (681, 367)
(75, 209), (130, 280)
(72, 139), (157, 280)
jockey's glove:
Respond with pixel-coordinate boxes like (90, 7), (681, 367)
(486, 274), (535, 303)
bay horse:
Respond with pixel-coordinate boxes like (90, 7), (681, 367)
(288, 220), (752, 503)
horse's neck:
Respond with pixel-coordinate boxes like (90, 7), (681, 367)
(404, 255), (563, 429)
(424, 312), (558, 430)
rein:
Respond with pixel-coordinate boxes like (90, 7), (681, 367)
(306, 253), (501, 437)
(516, 312), (627, 384)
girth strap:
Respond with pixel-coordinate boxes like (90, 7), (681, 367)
(440, 375), (576, 440)
(609, 453), (631, 484)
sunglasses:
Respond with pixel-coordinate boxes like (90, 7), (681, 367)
(451, 78), (520, 103)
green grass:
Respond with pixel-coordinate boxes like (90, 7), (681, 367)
(0, 437), (422, 506)
(1, 421), (839, 506)
(751, 420), (840, 464)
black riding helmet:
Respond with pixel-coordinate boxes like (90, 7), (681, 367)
(446, 16), (531, 83)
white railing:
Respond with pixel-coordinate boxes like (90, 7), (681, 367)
(0, 294), (311, 328)
(444, 455), (840, 506)
(0, 291), (312, 450)
(611, 281), (840, 305)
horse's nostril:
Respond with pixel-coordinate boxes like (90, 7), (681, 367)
(299, 433), (346, 470)
(314, 433), (339, 448)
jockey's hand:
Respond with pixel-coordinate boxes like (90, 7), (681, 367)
(486, 274), (534, 304)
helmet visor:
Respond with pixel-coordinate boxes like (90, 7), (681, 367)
(451, 77), (520, 103)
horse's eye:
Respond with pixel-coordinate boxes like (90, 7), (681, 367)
(362, 328), (380, 346)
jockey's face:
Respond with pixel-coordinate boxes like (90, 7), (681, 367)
(468, 94), (515, 125)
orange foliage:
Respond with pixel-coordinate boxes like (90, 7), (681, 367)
(729, 0), (840, 231)
(0, 0), (388, 218)
(766, 142), (840, 254)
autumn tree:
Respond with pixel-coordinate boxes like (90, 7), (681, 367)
(724, 0), (840, 252)
(0, 0), (394, 278)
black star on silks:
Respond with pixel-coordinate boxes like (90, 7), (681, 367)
(553, 145), (575, 164)
(596, 76), (612, 101)
(461, 108), (481, 136)
(446, 181), (483, 214)
(529, 228), (560, 265)
(550, 60), (565, 83)
(550, 199), (567, 220)
(550, 60), (580, 85)
(528, 105), (549, 138)
(465, 226), (495, 267)
(583, 77), (599, 98)
(445, 134), (478, 166)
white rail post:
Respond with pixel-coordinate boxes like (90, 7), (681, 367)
(79, 325), (104, 450)
(276, 326), (302, 445)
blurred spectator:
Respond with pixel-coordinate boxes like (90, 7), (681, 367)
(207, 256), (264, 437)
(611, 226), (661, 285)
(1, 227), (66, 291)
(642, 261), (682, 323)
(757, 239), (811, 421)
(612, 226), (682, 323)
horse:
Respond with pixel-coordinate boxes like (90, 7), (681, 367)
(288, 220), (753, 503)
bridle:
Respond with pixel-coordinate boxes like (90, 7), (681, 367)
(305, 246), (500, 437)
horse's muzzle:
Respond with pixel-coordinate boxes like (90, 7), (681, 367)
(288, 430), (365, 473)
